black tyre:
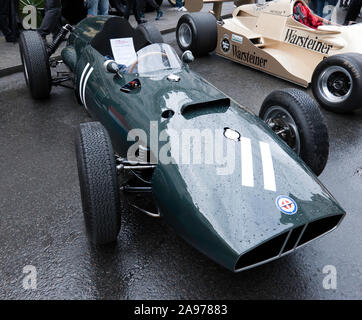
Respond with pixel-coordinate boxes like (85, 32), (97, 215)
(136, 23), (164, 44)
(176, 13), (217, 56)
(259, 89), (329, 176)
(311, 53), (362, 113)
(19, 30), (51, 99)
(168, 0), (184, 6)
(75, 122), (121, 245)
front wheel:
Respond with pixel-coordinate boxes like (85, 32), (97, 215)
(259, 89), (329, 176)
(75, 122), (121, 245)
(311, 53), (362, 113)
(176, 13), (217, 56)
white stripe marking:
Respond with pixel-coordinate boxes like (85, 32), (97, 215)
(240, 137), (254, 188)
(82, 67), (94, 111)
(79, 63), (90, 104)
(259, 141), (276, 191)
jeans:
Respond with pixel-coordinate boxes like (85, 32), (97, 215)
(176, 0), (183, 8)
(38, 0), (62, 37)
(87, 0), (109, 15)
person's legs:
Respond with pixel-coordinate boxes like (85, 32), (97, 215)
(133, 0), (143, 23)
(98, 0), (109, 15)
(9, 0), (19, 39)
(139, 0), (146, 16)
(144, 0), (163, 20)
(0, 0), (15, 41)
(38, 0), (62, 38)
(175, 0), (186, 11)
(317, 0), (326, 16)
(146, 0), (159, 10)
(124, 0), (131, 20)
(344, 0), (362, 24)
(124, 0), (145, 24)
(87, 0), (99, 16)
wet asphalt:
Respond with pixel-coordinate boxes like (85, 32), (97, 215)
(0, 33), (361, 300)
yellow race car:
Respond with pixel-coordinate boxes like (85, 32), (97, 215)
(176, 0), (362, 113)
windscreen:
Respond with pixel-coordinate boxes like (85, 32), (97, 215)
(127, 43), (182, 75)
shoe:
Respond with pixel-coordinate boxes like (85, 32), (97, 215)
(5, 33), (18, 43)
(178, 6), (187, 12)
(5, 36), (18, 43)
(156, 10), (163, 20)
(138, 19), (147, 24)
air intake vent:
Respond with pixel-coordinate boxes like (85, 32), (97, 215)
(298, 215), (343, 246)
(235, 232), (289, 270)
(235, 214), (344, 272)
(181, 98), (230, 119)
(282, 224), (305, 253)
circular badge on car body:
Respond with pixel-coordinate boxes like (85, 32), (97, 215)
(276, 195), (298, 215)
(221, 34), (231, 53)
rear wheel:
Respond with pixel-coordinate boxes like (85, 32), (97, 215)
(312, 53), (362, 113)
(259, 89), (329, 176)
(19, 30), (52, 99)
(135, 23), (164, 44)
(75, 122), (121, 245)
(176, 13), (217, 56)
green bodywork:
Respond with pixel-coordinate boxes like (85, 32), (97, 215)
(63, 17), (345, 271)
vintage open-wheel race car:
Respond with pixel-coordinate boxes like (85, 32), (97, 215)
(18, 15), (345, 272)
(177, 0), (362, 113)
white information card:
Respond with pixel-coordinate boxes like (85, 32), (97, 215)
(110, 38), (137, 66)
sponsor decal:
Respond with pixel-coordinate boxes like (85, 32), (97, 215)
(255, 3), (270, 11)
(232, 45), (268, 68)
(284, 29), (333, 54)
(270, 10), (283, 15)
(276, 196), (298, 215)
(232, 34), (243, 44)
(221, 34), (231, 53)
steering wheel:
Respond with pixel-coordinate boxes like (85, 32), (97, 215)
(128, 52), (169, 73)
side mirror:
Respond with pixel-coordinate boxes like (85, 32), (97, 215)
(104, 60), (119, 73)
(181, 50), (194, 64)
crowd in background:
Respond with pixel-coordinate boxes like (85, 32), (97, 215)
(0, 0), (361, 45)
(0, 0), (187, 43)
(0, 0), (19, 42)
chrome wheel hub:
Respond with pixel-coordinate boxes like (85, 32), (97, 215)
(318, 66), (352, 103)
(178, 23), (192, 48)
(263, 106), (301, 155)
